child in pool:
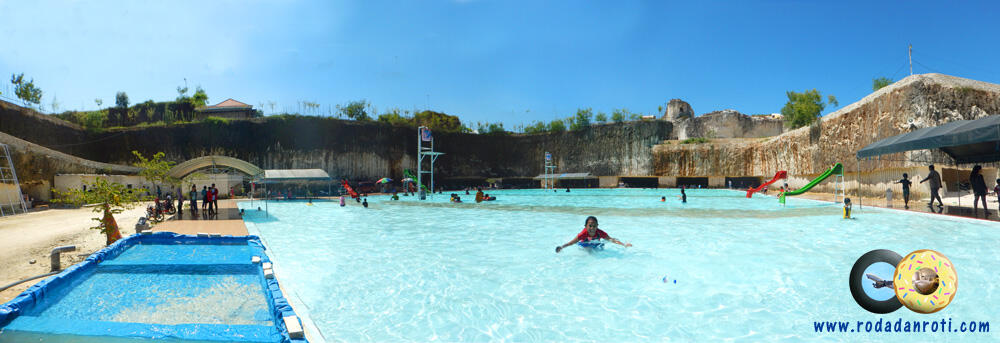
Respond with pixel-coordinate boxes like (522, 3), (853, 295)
(555, 216), (632, 253)
(843, 197), (852, 219)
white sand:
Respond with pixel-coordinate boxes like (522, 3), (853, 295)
(0, 205), (148, 303)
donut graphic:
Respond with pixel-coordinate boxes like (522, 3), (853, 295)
(849, 249), (957, 314)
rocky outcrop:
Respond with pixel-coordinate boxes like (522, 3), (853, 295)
(679, 110), (784, 139)
(663, 99), (694, 121)
(653, 74), (1000, 188)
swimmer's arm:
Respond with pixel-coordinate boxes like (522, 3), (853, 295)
(556, 237), (581, 253)
(607, 237), (632, 248)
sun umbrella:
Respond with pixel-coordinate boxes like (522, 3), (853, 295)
(376, 177), (392, 184)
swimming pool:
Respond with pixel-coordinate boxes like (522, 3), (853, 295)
(0, 234), (305, 343)
(240, 189), (1000, 341)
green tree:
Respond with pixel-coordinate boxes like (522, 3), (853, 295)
(191, 87), (209, 107)
(10, 73), (43, 106)
(484, 122), (507, 135)
(52, 178), (148, 245)
(377, 108), (411, 126)
(548, 119), (566, 132)
(595, 112), (607, 123)
(337, 100), (372, 121)
(80, 111), (107, 131)
(524, 121), (548, 134)
(569, 108), (593, 131)
(872, 77), (893, 91)
(611, 109), (626, 123)
(413, 110), (464, 133)
(116, 91), (129, 108)
(176, 85), (189, 101)
(780, 89), (837, 128)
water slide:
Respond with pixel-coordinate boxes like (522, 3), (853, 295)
(341, 180), (359, 198)
(403, 169), (430, 192)
(746, 171), (787, 198)
(779, 163), (843, 204)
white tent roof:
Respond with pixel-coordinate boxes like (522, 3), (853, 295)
(261, 169), (332, 182)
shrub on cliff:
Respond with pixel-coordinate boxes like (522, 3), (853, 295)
(780, 89), (838, 129)
(413, 110), (464, 133)
(548, 119), (566, 132)
(872, 77), (893, 91)
(10, 73), (43, 107)
(523, 121), (548, 134)
(569, 108), (593, 131)
(681, 137), (710, 144)
(337, 100), (373, 121)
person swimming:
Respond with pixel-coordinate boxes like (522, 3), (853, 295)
(660, 196), (666, 202)
(555, 216), (632, 253)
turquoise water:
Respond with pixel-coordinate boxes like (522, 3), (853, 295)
(1, 241), (281, 343)
(240, 189), (1000, 342)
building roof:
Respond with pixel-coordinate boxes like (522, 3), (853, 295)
(196, 98), (253, 112)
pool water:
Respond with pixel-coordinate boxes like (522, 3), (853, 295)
(240, 189), (1000, 342)
(0, 239), (293, 343)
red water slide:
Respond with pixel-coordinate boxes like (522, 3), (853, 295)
(746, 171), (787, 198)
(342, 180), (360, 199)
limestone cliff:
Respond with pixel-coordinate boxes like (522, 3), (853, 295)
(654, 73), (1000, 179)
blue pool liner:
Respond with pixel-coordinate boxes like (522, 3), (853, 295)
(0, 232), (307, 343)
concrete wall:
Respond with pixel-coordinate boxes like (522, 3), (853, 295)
(53, 173), (245, 200)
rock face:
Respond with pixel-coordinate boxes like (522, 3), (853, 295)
(664, 99), (694, 121)
(0, 99), (674, 188)
(680, 110), (784, 139)
(653, 73), (1000, 194)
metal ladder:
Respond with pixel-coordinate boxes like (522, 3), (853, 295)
(0, 143), (28, 216)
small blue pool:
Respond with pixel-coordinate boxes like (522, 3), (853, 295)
(0, 233), (306, 343)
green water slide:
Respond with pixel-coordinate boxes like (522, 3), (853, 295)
(403, 169), (430, 192)
(779, 163), (843, 204)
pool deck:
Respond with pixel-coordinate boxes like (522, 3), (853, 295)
(152, 199), (250, 235)
(794, 190), (1000, 222)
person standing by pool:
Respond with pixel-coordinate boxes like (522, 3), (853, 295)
(201, 186), (208, 211)
(994, 178), (1000, 206)
(920, 165), (943, 208)
(895, 173), (913, 209)
(189, 185), (198, 213)
(970, 165), (988, 215)
(176, 186), (184, 216)
(555, 216), (632, 253)
(212, 184), (219, 215)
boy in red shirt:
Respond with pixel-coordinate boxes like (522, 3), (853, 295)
(555, 216), (632, 253)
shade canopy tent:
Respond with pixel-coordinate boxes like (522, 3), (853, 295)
(531, 172), (595, 180)
(260, 169), (332, 183)
(856, 115), (1000, 164)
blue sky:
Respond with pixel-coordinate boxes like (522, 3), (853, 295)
(1, 1), (998, 129)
